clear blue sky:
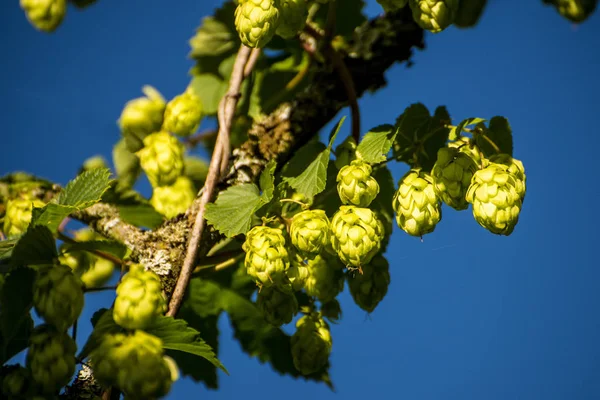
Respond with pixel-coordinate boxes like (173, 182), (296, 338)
(2, 1), (600, 399)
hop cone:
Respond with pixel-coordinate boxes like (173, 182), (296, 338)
(242, 226), (291, 286)
(150, 176), (196, 218)
(334, 136), (357, 171)
(409, 0), (458, 33)
(3, 197), (45, 237)
(454, 0), (487, 27)
(304, 255), (344, 303)
(1, 365), (31, 398)
(466, 162), (523, 235)
(257, 285), (298, 326)
(336, 160), (380, 207)
(392, 169), (442, 237)
(90, 331), (173, 399)
(33, 265), (84, 332)
(286, 255), (310, 291)
(20, 0), (66, 32)
(431, 147), (478, 210)
(113, 264), (167, 330)
(291, 315), (332, 375)
(289, 210), (330, 255)
(234, 0), (281, 48)
(376, 0), (409, 12)
(551, 0), (597, 22)
(488, 154), (526, 200)
(276, 0), (307, 38)
(448, 136), (482, 165)
(330, 206), (384, 268)
(348, 255), (390, 313)
(26, 325), (76, 394)
(137, 131), (184, 187)
(163, 92), (204, 137)
(118, 86), (166, 152)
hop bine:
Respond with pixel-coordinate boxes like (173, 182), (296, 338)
(257, 285), (299, 326)
(291, 315), (332, 375)
(289, 209), (330, 256)
(276, 0), (308, 39)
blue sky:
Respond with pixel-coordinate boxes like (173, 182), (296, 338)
(2, 0), (600, 399)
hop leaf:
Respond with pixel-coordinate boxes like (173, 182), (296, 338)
(118, 86), (166, 152)
(348, 255), (390, 313)
(242, 226), (291, 286)
(257, 285), (299, 326)
(137, 132), (185, 188)
(20, 0), (66, 32)
(3, 197), (46, 237)
(289, 210), (330, 256)
(304, 255), (345, 303)
(431, 147), (478, 210)
(26, 324), (76, 394)
(409, 0), (458, 33)
(376, 0), (409, 12)
(291, 315), (332, 375)
(336, 160), (380, 207)
(276, 0), (308, 39)
(33, 265), (84, 332)
(234, 0), (281, 48)
(150, 176), (197, 219)
(113, 264), (168, 330)
(392, 169), (442, 237)
(163, 92), (204, 137)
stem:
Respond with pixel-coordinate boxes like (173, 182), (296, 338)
(194, 249), (244, 268)
(183, 128), (218, 149)
(329, 49), (361, 143)
(84, 285), (118, 293)
(167, 45), (255, 318)
(57, 232), (125, 266)
(72, 319), (78, 342)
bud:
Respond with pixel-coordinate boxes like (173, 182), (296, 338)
(234, 0), (281, 48)
(348, 255), (390, 313)
(431, 147), (478, 210)
(336, 160), (380, 207)
(163, 92), (204, 137)
(20, 0), (66, 33)
(118, 86), (166, 152)
(150, 176), (196, 219)
(289, 209), (330, 256)
(137, 131), (185, 187)
(3, 197), (45, 237)
(276, 0), (308, 39)
(304, 255), (344, 303)
(257, 285), (298, 326)
(242, 226), (291, 286)
(291, 315), (332, 375)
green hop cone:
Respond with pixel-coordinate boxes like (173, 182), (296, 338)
(488, 154), (526, 200)
(113, 264), (167, 330)
(392, 169), (442, 237)
(376, 0), (409, 12)
(3, 197), (45, 237)
(33, 265), (84, 332)
(466, 162), (523, 235)
(286, 255), (310, 291)
(276, 0), (308, 38)
(26, 325), (76, 394)
(348, 255), (390, 313)
(150, 176), (196, 219)
(448, 136), (482, 165)
(1, 365), (31, 398)
(20, 0), (66, 33)
(91, 331), (174, 399)
(431, 147), (478, 210)
(118, 86), (166, 152)
(257, 285), (298, 326)
(291, 315), (332, 375)
(304, 254), (344, 303)
(289, 209), (330, 255)
(163, 92), (204, 137)
(409, 0), (458, 33)
(454, 0), (487, 27)
(242, 226), (291, 286)
(334, 136), (357, 171)
(137, 131), (185, 187)
(336, 160), (380, 207)
(330, 206), (384, 268)
(234, 0), (281, 48)
(549, 0), (597, 23)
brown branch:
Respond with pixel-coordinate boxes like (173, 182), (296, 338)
(166, 44), (254, 317)
(57, 232), (125, 266)
(329, 49), (361, 143)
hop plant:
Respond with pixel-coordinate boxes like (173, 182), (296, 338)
(392, 169), (442, 237)
(291, 315), (332, 375)
(90, 331), (174, 399)
(289, 209), (330, 255)
(137, 131), (185, 187)
(431, 147), (478, 210)
(304, 255), (344, 303)
(26, 325), (76, 394)
(113, 264), (167, 330)
(118, 86), (166, 152)
(454, 0), (487, 27)
(242, 226), (291, 286)
(466, 162), (523, 235)
(409, 0), (458, 33)
(150, 176), (196, 219)
(276, 0), (308, 38)
(348, 255), (391, 313)
(488, 154), (526, 200)
(234, 0), (281, 48)
(257, 285), (298, 326)
(1, 365), (31, 398)
(3, 197), (45, 237)
(336, 160), (380, 207)
(163, 92), (204, 137)
(20, 0), (67, 33)
(448, 136), (482, 165)
(33, 265), (84, 332)
(330, 206), (385, 268)
(376, 0), (409, 12)
(287, 255), (310, 291)
(334, 136), (357, 171)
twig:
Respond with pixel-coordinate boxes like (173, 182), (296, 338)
(183, 128), (218, 149)
(328, 49), (361, 143)
(84, 285), (118, 293)
(167, 44), (255, 318)
(57, 232), (125, 266)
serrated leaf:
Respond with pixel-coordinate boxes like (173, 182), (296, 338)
(205, 185), (263, 238)
(112, 138), (141, 188)
(147, 316), (227, 374)
(11, 225), (57, 266)
(0, 268), (35, 354)
(79, 307), (123, 359)
(57, 168), (112, 208)
(356, 124), (396, 163)
(60, 239), (129, 261)
(117, 204), (164, 230)
(31, 203), (76, 232)
(259, 160), (276, 204)
(476, 116), (513, 157)
(189, 17), (236, 57)
(0, 313), (33, 364)
(449, 117), (487, 141)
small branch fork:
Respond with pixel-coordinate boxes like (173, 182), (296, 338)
(166, 45), (260, 317)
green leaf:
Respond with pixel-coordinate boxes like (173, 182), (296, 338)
(57, 168), (112, 208)
(420, 106), (452, 171)
(259, 160), (277, 204)
(117, 204), (164, 230)
(313, 0), (366, 39)
(11, 226), (57, 266)
(0, 313), (33, 364)
(147, 316), (228, 374)
(181, 278), (223, 318)
(0, 239), (19, 263)
(0, 268), (35, 356)
(184, 156), (209, 190)
(31, 203), (76, 233)
(79, 307), (123, 359)
(112, 138), (141, 188)
(476, 116), (513, 157)
(187, 74), (229, 116)
(205, 185), (263, 238)
(189, 16), (237, 58)
(449, 117), (486, 141)
(60, 239), (129, 261)
(356, 124), (397, 163)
